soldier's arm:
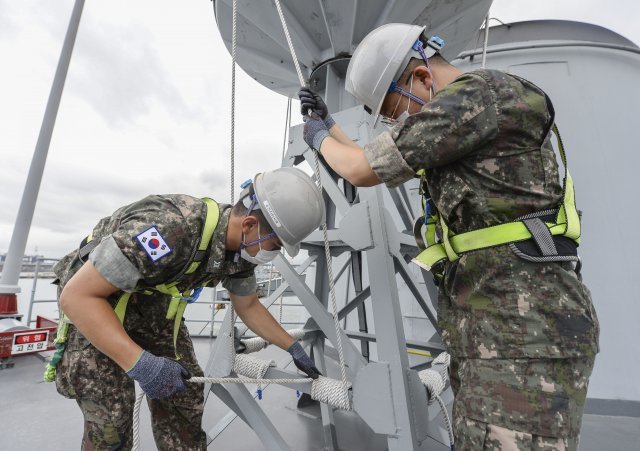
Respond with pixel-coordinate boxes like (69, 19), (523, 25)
(318, 136), (381, 187)
(59, 261), (143, 371)
(229, 292), (296, 350)
(327, 121), (362, 149)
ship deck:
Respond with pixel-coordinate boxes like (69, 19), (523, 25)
(1, 338), (638, 450)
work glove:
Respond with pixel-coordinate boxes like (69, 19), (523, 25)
(298, 88), (335, 128)
(233, 326), (246, 354)
(287, 341), (321, 379)
(303, 115), (330, 151)
(126, 350), (191, 399)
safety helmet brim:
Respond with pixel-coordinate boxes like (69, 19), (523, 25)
(282, 242), (300, 257)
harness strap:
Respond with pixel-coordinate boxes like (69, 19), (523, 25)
(185, 198), (219, 274)
(114, 292), (131, 323)
(77, 232), (97, 262)
(413, 124), (580, 271)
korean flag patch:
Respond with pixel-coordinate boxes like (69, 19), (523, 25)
(136, 226), (172, 262)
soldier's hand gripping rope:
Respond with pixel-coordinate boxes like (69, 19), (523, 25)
(126, 350), (191, 399)
(298, 87), (335, 129)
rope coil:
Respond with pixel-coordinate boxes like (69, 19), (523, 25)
(310, 376), (352, 411)
(418, 352), (450, 403)
(233, 354), (275, 379)
(417, 352), (454, 448)
(240, 328), (306, 354)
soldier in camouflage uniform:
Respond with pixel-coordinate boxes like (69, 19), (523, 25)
(52, 168), (324, 450)
(299, 24), (599, 450)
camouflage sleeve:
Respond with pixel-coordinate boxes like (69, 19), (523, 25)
(363, 72), (498, 187)
(363, 131), (416, 188)
(89, 236), (142, 292)
(108, 196), (194, 286)
(222, 268), (257, 296)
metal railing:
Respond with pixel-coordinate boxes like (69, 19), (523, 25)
(26, 258), (60, 327)
(186, 277), (309, 338)
(25, 261), (308, 337)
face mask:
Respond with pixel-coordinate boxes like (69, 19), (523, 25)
(240, 248), (280, 265)
(238, 223), (280, 265)
(396, 111), (411, 123)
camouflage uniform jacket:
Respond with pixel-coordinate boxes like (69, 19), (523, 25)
(53, 194), (256, 320)
(363, 69), (599, 359)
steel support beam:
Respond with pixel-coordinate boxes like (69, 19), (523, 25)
(359, 185), (428, 450)
(275, 253), (367, 377)
(207, 384), (292, 451)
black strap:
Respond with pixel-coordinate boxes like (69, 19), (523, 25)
(77, 236), (99, 263)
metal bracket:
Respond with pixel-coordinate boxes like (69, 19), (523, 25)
(352, 362), (397, 435)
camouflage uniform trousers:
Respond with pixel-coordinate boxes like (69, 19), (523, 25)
(448, 356), (595, 450)
(56, 296), (206, 450)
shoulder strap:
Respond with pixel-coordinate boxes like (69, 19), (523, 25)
(184, 198), (220, 275)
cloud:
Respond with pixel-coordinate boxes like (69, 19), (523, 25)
(2, 0), (638, 259)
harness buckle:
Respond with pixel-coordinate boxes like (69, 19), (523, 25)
(574, 256), (583, 281)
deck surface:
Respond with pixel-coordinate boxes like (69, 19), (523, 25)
(1, 340), (637, 450)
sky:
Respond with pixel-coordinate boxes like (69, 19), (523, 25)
(1, 0), (639, 259)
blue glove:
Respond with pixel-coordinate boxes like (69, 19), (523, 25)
(298, 88), (335, 128)
(126, 350), (191, 399)
(303, 116), (330, 151)
(287, 342), (321, 379)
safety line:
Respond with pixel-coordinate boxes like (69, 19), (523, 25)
(230, 0), (237, 204)
(272, 0), (348, 387)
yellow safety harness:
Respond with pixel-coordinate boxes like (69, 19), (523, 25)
(44, 198), (220, 381)
(111, 198), (220, 357)
(412, 125), (581, 276)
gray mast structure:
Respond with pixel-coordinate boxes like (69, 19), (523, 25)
(204, 1), (491, 450)
(0, 0), (85, 315)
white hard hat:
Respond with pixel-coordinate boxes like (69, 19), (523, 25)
(247, 167), (324, 257)
(346, 23), (442, 126)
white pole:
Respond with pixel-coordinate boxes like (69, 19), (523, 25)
(0, 0), (85, 298)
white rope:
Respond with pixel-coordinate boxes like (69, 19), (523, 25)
(230, 0), (237, 203)
(313, 160), (348, 385)
(131, 374), (351, 450)
(241, 328), (306, 354)
(272, 0), (349, 388)
(418, 352), (450, 403)
(132, 387), (144, 451)
(311, 376), (352, 411)
(234, 354), (275, 379)
(418, 367), (446, 400)
(418, 352), (454, 449)
(241, 336), (270, 354)
(273, 0), (305, 90)
(433, 393), (454, 448)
